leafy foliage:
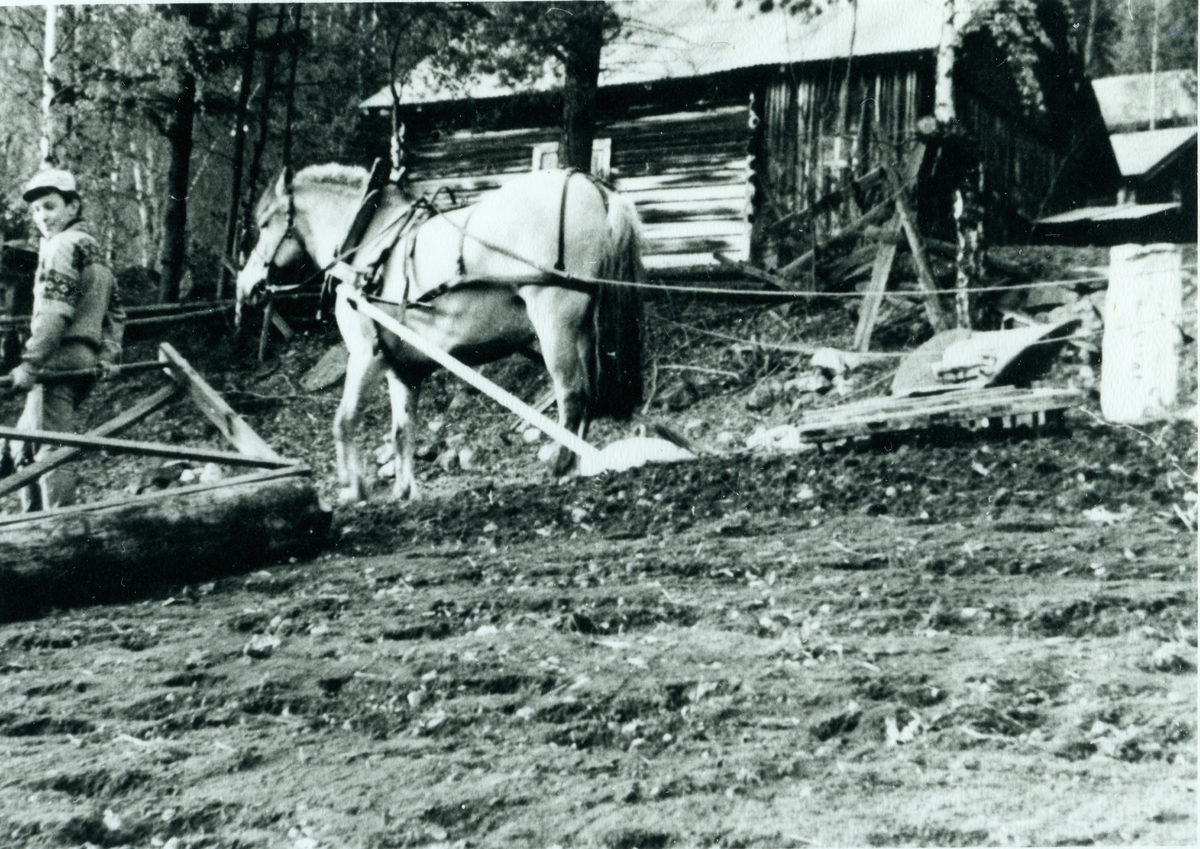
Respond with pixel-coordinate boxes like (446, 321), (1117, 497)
(467, 2), (623, 86)
(958, 0), (1056, 116)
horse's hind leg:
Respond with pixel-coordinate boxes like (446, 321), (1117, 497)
(384, 370), (421, 501)
(333, 348), (385, 504)
(526, 289), (591, 478)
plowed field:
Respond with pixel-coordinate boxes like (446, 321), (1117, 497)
(1, 258), (1196, 848)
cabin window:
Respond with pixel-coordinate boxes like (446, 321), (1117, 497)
(532, 138), (611, 178)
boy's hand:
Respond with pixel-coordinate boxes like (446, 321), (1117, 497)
(9, 364), (36, 390)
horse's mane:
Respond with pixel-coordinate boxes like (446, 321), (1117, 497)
(294, 164), (369, 191)
(254, 163), (369, 222)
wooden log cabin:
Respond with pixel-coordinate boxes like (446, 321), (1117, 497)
(360, 0), (1118, 275)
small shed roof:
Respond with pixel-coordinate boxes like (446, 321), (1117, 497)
(1091, 71), (1197, 132)
(1036, 201), (1180, 224)
(362, 0), (954, 109)
(1109, 126), (1197, 178)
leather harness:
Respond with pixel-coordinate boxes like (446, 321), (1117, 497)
(327, 167), (608, 310)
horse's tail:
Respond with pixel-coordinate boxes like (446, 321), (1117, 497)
(587, 186), (645, 420)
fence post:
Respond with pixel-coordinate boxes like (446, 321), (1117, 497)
(1100, 243), (1182, 423)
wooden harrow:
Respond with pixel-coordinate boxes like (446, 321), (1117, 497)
(0, 343), (329, 620)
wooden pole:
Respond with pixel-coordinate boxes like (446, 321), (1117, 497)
(887, 166), (949, 332)
(158, 342), (284, 461)
(258, 297), (275, 362)
(853, 217), (900, 351)
(0, 467), (329, 620)
(0, 425), (298, 468)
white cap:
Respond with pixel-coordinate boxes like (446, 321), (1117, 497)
(22, 168), (77, 202)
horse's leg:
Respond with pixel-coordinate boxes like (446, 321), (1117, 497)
(524, 287), (591, 478)
(384, 370), (422, 501)
(333, 347), (385, 504)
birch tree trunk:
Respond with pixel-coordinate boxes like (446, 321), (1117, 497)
(934, 0), (983, 330)
(130, 139), (155, 268)
(39, 3), (61, 167)
(934, 0), (956, 126)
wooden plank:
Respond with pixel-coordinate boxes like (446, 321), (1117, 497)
(714, 252), (782, 289)
(642, 219), (752, 240)
(614, 167), (750, 193)
(639, 206), (750, 225)
(0, 425), (299, 469)
(644, 251), (746, 270)
(887, 165), (949, 332)
(629, 183), (750, 205)
(0, 385), (179, 500)
(794, 387), (1084, 441)
(270, 310), (296, 340)
(853, 228), (900, 352)
(776, 200), (894, 281)
(641, 235), (749, 258)
(800, 385), (1033, 423)
(158, 342), (284, 462)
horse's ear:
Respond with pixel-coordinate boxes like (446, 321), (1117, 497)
(274, 171), (289, 199)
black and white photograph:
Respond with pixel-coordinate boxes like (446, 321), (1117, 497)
(0, 0), (1195, 845)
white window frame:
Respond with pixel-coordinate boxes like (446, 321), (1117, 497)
(531, 138), (611, 179)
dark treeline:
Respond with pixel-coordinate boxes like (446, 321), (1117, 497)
(0, 1), (1192, 304)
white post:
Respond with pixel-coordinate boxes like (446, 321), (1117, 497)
(1100, 244), (1183, 422)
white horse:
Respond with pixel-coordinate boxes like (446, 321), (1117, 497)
(236, 165), (644, 502)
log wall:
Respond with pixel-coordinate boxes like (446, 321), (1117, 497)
(758, 53), (932, 256)
(403, 102), (754, 271)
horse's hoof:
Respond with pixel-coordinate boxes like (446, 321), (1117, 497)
(337, 486), (366, 505)
(392, 483), (418, 502)
(550, 456), (578, 480)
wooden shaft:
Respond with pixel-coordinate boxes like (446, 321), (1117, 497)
(346, 291), (600, 461)
(258, 297), (275, 361)
(0, 360), (165, 387)
(0, 425), (299, 468)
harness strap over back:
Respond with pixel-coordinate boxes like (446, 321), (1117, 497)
(338, 159), (391, 263)
(555, 170), (574, 272)
(555, 169), (611, 272)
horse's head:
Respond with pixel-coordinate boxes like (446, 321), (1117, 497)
(235, 171), (308, 323)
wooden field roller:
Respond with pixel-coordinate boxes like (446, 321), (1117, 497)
(0, 343), (331, 620)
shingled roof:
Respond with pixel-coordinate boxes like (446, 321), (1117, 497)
(1092, 70), (1198, 132)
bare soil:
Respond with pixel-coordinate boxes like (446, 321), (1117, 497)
(0, 248), (1196, 848)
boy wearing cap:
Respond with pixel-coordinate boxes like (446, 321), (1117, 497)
(5, 168), (125, 511)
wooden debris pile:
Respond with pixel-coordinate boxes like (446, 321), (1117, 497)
(0, 343), (330, 620)
(751, 143), (1105, 353)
